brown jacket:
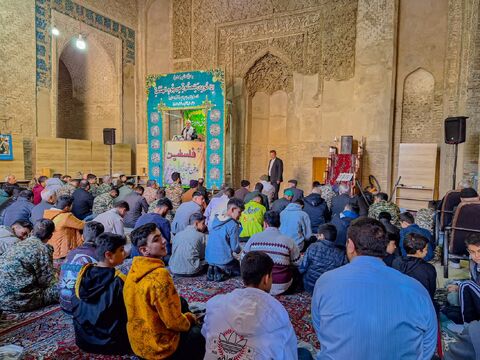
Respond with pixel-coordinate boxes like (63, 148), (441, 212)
(44, 209), (84, 259)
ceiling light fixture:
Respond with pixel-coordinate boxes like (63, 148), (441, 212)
(76, 34), (86, 50)
(51, 26), (60, 36)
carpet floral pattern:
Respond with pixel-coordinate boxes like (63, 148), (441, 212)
(0, 275), (317, 359)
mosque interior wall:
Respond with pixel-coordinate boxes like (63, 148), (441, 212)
(1, 0), (480, 194)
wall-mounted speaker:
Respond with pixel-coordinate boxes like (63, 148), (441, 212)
(444, 117), (467, 145)
(103, 128), (116, 145)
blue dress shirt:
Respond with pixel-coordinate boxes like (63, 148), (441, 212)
(311, 256), (437, 360)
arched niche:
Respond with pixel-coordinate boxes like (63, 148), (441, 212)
(244, 52), (292, 182)
(401, 68), (436, 143)
(56, 36), (119, 141)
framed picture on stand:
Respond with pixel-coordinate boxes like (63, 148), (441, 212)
(0, 134), (13, 161)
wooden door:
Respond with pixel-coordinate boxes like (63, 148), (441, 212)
(312, 157), (328, 184)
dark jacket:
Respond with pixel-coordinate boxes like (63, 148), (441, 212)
(331, 194), (351, 218)
(392, 256), (437, 300)
(380, 218), (400, 238)
(31, 201), (54, 224)
(124, 192), (149, 228)
(3, 197), (34, 227)
(284, 187), (304, 202)
(303, 193), (330, 233)
(72, 188), (94, 220)
(244, 190), (269, 211)
(271, 198), (290, 214)
(299, 240), (346, 294)
(72, 264), (130, 355)
(268, 157), (283, 183)
(331, 194), (369, 217)
(330, 211), (358, 247)
(234, 187), (250, 202)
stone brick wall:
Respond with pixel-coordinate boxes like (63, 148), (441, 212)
(57, 59), (75, 137)
(0, 0), (36, 177)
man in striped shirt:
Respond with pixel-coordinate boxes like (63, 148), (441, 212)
(242, 210), (301, 295)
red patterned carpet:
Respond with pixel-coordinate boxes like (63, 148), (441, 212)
(0, 275), (318, 359)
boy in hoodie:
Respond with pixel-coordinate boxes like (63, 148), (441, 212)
(280, 199), (312, 251)
(392, 233), (437, 303)
(72, 232), (130, 355)
(44, 195), (84, 259)
(59, 221), (104, 313)
(202, 251), (312, 360)
(205, 198), (244, 282)
(124, 223), (205, 360)
(299, 224), (346, 294)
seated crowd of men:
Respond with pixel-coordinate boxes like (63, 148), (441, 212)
(0, 172), (479, 359)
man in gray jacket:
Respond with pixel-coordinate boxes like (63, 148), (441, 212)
(169, 213), (207, 276)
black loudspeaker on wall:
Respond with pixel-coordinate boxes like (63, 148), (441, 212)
(444, 117), (467, 144)
(103, 128), (116, 145)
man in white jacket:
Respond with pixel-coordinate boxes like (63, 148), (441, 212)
(201, 251), (313, 360)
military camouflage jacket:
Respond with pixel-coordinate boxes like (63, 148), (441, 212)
(368, 200), (401, 226)
(0, 236), (58, 312)
(92, 192), (114, 215)
(56, 184), (76, 197)
(96, 183), (112, 196)
(166, 183), (183, 211)
(415, 208), (435, 233)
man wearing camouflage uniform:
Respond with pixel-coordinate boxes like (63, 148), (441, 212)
(92, 188), (119, 216)
(368, 192), (401, 226)
(166, 172), (183, 214)
(56, 178), (79, 197)
(319, 184), (336, 210)
(0, 219), (58, 312)
(95, 175), (113, 196)
(86, 174), (98, 197)
(415, 201), (435, 233)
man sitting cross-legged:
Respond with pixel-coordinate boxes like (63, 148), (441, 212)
(124, 223), (205, 360)
(0, 219), (59, 312)
(299, 224), (346, 295)
(169, 212), (207, 276)
(72, 232), (130, 355)
(205, 198), (244, 282)
(311, 218), (437, 359)
(59, 221), (105, 313)
(202, 251), (313, 360)
(242, 210), (301, 295)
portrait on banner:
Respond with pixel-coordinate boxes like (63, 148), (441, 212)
(0, 134), (13, 161)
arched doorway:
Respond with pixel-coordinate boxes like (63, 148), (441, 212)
(56, 37), (119, 141)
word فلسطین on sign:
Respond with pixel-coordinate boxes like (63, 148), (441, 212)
(166, 148), (197, 160)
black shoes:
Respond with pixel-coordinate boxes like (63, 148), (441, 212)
(207, 265), (215, 281)
(206, 265), (229, 282)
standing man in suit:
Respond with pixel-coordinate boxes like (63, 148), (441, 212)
(268, 150), (283, 201)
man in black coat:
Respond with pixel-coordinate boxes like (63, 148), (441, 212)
(267, 150), (283, 201)
(72, 180), (94, 220)
(123, 186), (149, 228)
(303, 186), (330, 234)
